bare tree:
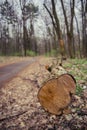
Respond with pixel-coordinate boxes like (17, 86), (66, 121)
(19, 0), (38, 56)
(74, 15), (81, 58)
(85, 0), (87, 57)
(81, 0), (87, 57)
(0, 0), (18, 55)
(44, 0), (65, 59)
(19, 0), (27, 56)
(60, 0), (75, 58)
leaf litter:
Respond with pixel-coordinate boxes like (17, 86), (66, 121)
(0, 57), (87, 130)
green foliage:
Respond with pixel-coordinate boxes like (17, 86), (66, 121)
(0, 52), (4, 56)
(72, 58), (87, 65)
(26, 50), (36, 56)
(45, 49), (57, 57)
(64, 58), (87, 96)
(76, 85), (83, 96)
(13, 52), (21, 56)
(64, 59), (87, 75)
(50, 49), (57, 56)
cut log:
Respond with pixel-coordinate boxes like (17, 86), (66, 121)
(38, 74), (76, 115)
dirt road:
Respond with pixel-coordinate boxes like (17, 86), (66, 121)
(0, 58), (37, 86)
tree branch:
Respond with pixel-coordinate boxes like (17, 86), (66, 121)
(60, 0), (69, 34)
(51, 0), (62, 39)
(70, 0), (75, 34)
(43, 3), (56, 31)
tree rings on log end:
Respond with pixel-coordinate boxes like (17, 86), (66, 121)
(38, 74), (76, 115)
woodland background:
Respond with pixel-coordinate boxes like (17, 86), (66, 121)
(0, 0), (87, 58)
(0, 1), (87, 129)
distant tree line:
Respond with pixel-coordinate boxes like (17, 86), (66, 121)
(0, 0), (87, 58)
(0, 0), (39, 56)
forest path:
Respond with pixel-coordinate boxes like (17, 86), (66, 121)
(0, 57), (37, 87)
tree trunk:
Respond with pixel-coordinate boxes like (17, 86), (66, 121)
(67, 33), (74, 58)
(60, 0), (75, 58)
(44, 0), (65, 58)
(84, 0), (87, 57)
(75, 15), (81, 58)
(81, 0), (87, 57)
(23, 19), (27, 56)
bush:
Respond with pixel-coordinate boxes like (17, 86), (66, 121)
(13, 52), (22, 56)
(26, 50), (36, 56)
(45, 49), (57, 57)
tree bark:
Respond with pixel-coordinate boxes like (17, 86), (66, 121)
(84, 0), (87, 57)
(44, 0), (65, 58)
(60, 0), (75, 58)
(75, 15), (81, 58)
(23, 19), (27, 56)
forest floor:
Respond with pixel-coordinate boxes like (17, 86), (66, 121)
(0, 56), (33, 67)
(0, 56), (87, 130)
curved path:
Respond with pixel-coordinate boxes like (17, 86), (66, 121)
(0, 58), (37, 87)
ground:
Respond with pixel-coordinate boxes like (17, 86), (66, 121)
(0, 56), (87, 130)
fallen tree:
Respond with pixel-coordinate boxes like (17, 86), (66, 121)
(38, 73), (76, 115)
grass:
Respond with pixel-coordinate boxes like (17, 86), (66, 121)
(13, 52), (22, 56)
(64, 58), (87, 96)
(45, 49), (57, 57)
(76, 85), (84, 96)
(26, 50), (37, 56)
